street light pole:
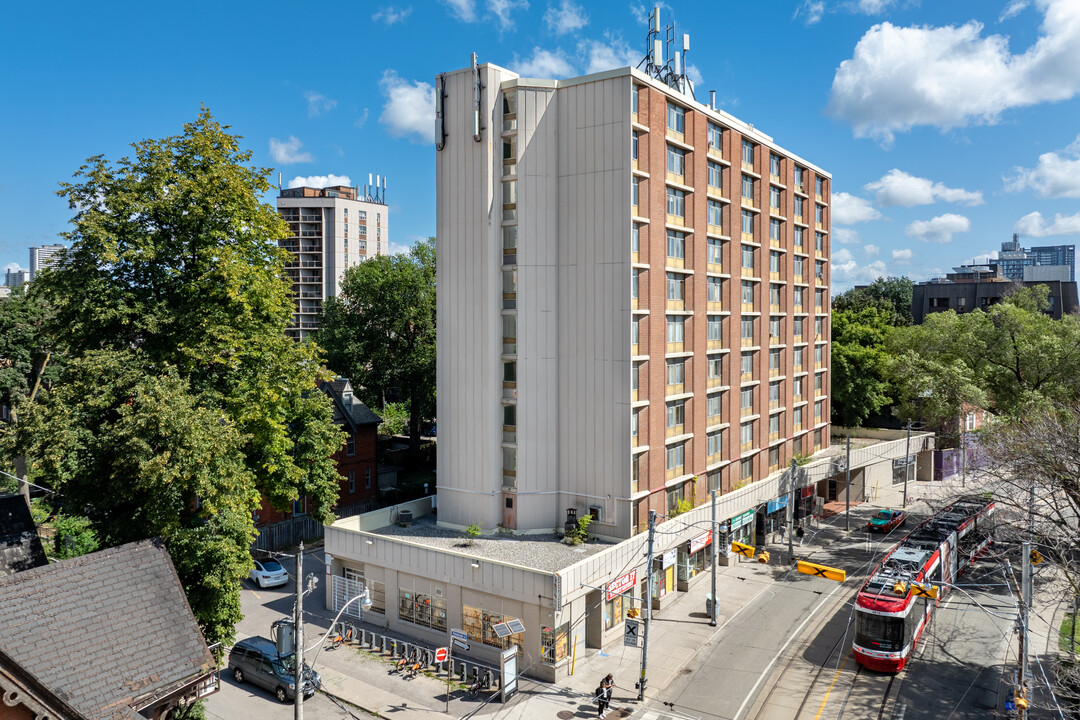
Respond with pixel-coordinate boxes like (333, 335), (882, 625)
(710, 490), (718, 627)
(902, 421), (912, 509)
(638, 509), (656, 701)
(295, 541), (304, 720)
(787, 459), (796, 562)
(844, 436), (851, 531)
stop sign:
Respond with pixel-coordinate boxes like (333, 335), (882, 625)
(435, 647), (448, 662)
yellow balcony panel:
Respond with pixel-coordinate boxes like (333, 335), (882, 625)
(741, 406), (753, 417)
(707, 223), (723, 236)
(667, 128), (685, 143)
(770, 304), (781, 313)
(742, 162), (755, 173)
(667, 256), (685, 269)
(666, 467), (682, 481)
(707, 262), (723, 274)
(770, 367), (780, 377)
(741, 267), (755, 278)
(631, 389), (638, 402)
(666, 300), (685, 311)
(667, 214), (686, 227)
(632, 298), (639, 310)
(770, 206), (781, 216)
(741, 372), (753, 383)
(770, 174), (781, 184)
(666, 383), (684, 395)
(707, 339), (724, 351)
(708, 301), (723, 312)
(742, 337), (755, 347)
(741, 232), (755, 243)
(742, 302), (755, 312)
(666, 171), (686, 185)
(632, 251), (640, 264)
(708, 377), (723, 389)
(742, 197), (755, 209)
(631, 343), (640, 356)
(707, 146), (723, 161)
(666, 342), (684, 354)
(794, 214), (804, 224)
(740, 441), (753, 452)
(666, 424), (684, 439)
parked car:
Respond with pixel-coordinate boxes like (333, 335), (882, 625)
(867, 509), (907, 533)
(249, 558), (289, 588)
(228, 636), (320, 703)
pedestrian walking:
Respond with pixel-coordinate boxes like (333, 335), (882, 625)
(796, 525), (805, 546)
(597, 673), (614, 717)
(778, 523), (786, 542)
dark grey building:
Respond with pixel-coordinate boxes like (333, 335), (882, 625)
(912, 264), (1079, 323)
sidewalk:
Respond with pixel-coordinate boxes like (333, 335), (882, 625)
(297, 477), (961, 719)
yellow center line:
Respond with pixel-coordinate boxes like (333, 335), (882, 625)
(812, 651), (852, 720)
(247, 581), (262, 600)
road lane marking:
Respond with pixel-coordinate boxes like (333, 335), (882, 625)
(812, 651), (852, 720)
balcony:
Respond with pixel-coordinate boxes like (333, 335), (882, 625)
(741, 232), (755, 244)
(666, 214), (685, 227)
(708, 376), (723, 389)
(707, 338), (724, 351)
(741, 336), (755, 348)
(707, 144), (723, 161)
(742, 161), (754, 173)
(742, 196), (755, 209)
(707, 300), (723, 313)
(741, 266), (755, 278)
(666, 299), (685, 311)
(666, 422), (684, 439)
(708, 261), (723, 274)
(707, 223), (723, 237)
(666, 341), (684, 354)
(299, 214), (321, 222)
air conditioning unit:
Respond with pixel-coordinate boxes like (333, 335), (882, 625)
(588, 505), (603, 523)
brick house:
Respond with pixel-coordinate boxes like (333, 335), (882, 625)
(254, 377), (380, 527)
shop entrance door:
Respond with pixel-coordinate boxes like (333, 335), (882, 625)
(584, 589), (602, 648)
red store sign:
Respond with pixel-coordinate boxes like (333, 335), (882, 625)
(689, 530), (712, 554)
(607, 569), (638, 600)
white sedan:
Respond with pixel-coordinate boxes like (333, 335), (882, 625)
(249, 558), (290, 588)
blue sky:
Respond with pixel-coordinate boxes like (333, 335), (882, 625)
(2, 0), (1079, 290)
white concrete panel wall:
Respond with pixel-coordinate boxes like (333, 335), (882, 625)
(554, 77), (634, 537)
(437, 65), (518, 530)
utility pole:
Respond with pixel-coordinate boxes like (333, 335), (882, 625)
(844, 436), (851, 531)
(295, 541), (304, 720)
(638, 509), (656, 701)
(902, 421), (912, 509)
(787, 459), (796, 562)
(960, 429), (967, 488)
(710, 490), (718, 627)
(1018, 540), (1032, 720)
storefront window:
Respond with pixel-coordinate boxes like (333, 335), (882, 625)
(342, 565), (386, 613)
(541, 622), (569, 663)
(463, 604), (524, 650)
(399, 590), (447, 631)
(604, 593), (625, 630)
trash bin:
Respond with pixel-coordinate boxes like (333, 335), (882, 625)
(705, 593), (715, 615)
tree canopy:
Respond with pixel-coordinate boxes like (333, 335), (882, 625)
(318, 237), (436, 457)
(829, 306), (894, 427)
(4, 109), (344, 646)
(832, 276), (914, 327)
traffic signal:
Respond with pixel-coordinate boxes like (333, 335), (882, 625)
(796, 560), (846, 582)
(892, 582), (908, 597)
(757, 551), (770, 564)
(1030, 549), (1044, 565)
(626, 607), (640, 619)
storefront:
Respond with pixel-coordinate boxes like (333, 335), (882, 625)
(729, 509), (754, 546)
(757, 494), (788, 540)
(646, 548), (678, 608)
(603, 570), (636, 631)
(677, 530), (712, 591)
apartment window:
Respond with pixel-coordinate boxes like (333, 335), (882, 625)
(666, 272), (685, 301)
(770, 186), (781, 209)
(502, 268), (517, 295)
(740, 387), (754, 412)
(815, 176), (825, 196)
(502, 180), (517, 205)
(815, 372), (824, 394)
(794, 166), (805, 189)
(741, 244), (755, 271)
(503, 315), (516, 354)
(815, 232), (826, 252)
(741, 317), (755, 344)
(708, 355), (723, 382)
(632, 84), (640, 114)
(740, 421), (754, 447)
(769, 380), (781, 404)
(632, 131), (640, 161)
(742, 174), (754, 201)
(503, 447), (516, 473)
(794, 286), (805, 308)
(708, 161), (723, 189)
(708, 199), (723, 227)
(815, 400), (823, 423)
(666, 359), (686, 386)
(632, 177), (640, 207)
(399, 590), (448, 631)
(666, 315), (685, 343)
(770, 252), (781, 275)
(667, 103), (685, 133)
(667, 145), (686, 176)
(667, 230), (686, 259)
(742, 139), (754, 167)
(742, 210), (755, 239)
(707, 237), (723, 265)
(503, 136), (517, 160)
(794, 256), (805, 278)
(769, 414), (781, 436)
(814, 345), (824, 365)
(346, 434), (356, 456)
(348, 469), (356, 493)
(815, 317), (824, 337)
(741, 457), (753, 480)
(708, 122), (722, 150)
(815, 289), (825, 309)
(666, 484), (685, 514)
(707, 277), (723, 303)
(666, 400), (686, 430)
(365, 468), (372, 489)
(794, 226), (805, 248)
(707, 430), (722, 457)
(504, 361), (516, 382)
(768, 445), (780, 469)
(707, 315), (722, 343)
(794, 376), (803, 398)
(769, 219), (782, 242)
(666, 442), (686, 473)
(815, 204), (825, 225)
(707, 393), (722, 421)
(632, 223), (640, 253)
(503, 225), (517, 251)
(770, 154), (781, 177)
(293, 497), (306, 516)
(770, 283), (781, 306)
(741, 280), (755, 305)
(769, 347), (782, 373)
(503, 404), (516, 427)
(928, 297), (948, 309)
(631, 409), (640, 439)
(769, 316), (781, 340)
(794, 196), (804, 219)
(816, 260), (826, 280)
(794, 346), (804, 368)
(794, 405), (803, 429)
(631, 361), (641, 394)
(667, 188), (686, 218)
(741, 352), (754, 376)
(632, 317), (641, 346)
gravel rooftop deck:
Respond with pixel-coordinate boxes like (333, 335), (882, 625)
(369, 514), (616, 573)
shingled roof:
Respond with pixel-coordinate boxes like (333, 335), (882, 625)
(0, 538), (216, 720)
(320, 377), (382, 429)
(0, 493), (47, 575)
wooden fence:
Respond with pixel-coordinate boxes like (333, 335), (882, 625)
(252, 499), (379, 551)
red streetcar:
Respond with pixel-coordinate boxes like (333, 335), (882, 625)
(853, 496), (996, 672)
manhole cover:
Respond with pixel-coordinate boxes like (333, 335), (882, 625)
(609, 710), (632, 719)
(557, 712), (575, 719)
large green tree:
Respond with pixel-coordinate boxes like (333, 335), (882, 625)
(318, 237), (436, 458)
(5, 109), (344, 646)
(829, 306), (894, 427)
(832, 275), (915, 327)
(0, 285), (56, 412)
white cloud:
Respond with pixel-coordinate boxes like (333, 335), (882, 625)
(892, 248), (914, 262)
(1007, 135), (1080, 198)
(828, 0), (1080, 144)
(513, 47), (576, 78)
(354, 108), (370, 129)
(831, 258), (890, 289)
(857, 0), (898, 13)
(685, 64), (703, 87)
(630, 1), (668, 25)
(489, 0), (529, 31)
(304, 91), (337, 117)
(832, 192), (882, 224)
(865, 169), (984, 207)
(545, 0), (588, 34)
(287, 174), (351, 189)
(4, 262), (25, 273)
(373, 6), (413, 24)
(580, 34), (639, 74)
(269, 136), (313, 165)
(1014, 210), (1080, 237)
(864, 243), (881, 257)
(833, 248), (855, 263)
(793, 0), (824, 25)
(442, 0), (476, 21)
(905, 213), (971, 243)
(833, 228), (862, 244)
(1000, 0), (1029, 21)
(378, 71), (435, 144)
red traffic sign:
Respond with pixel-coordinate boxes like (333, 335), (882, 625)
(434, 647), (449, 662)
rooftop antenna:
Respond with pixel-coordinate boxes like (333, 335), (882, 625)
(278, 172), (282, 191)
(710, 90), (716, 110)
(637, 6), (664, 77)
(637, 7), (695, 100)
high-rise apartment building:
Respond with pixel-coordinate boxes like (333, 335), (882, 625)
(276, 183), (389, 339)
(436, 60), (831, 539)
(28, 244), (64, 281)
(4, 267), (30, 287)
(997, 234), (1075, 282)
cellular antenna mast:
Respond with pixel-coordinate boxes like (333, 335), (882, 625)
(636, 6), (695, 100)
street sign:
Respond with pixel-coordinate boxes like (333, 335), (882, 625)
(451, 628), (468, 642)
(607, 569), (637, 600)
(452, 638), (471, 652)
(434, 647), (449, 662)
(662, 549), (677, 568)
(731, 541), (755, 558)
(624, 619), (640, 647)
(796, 560), (846, 582)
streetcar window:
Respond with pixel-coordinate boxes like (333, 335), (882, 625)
(855, 613), (905, 652)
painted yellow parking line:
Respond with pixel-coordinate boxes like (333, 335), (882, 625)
(813, 651), (852, 720)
